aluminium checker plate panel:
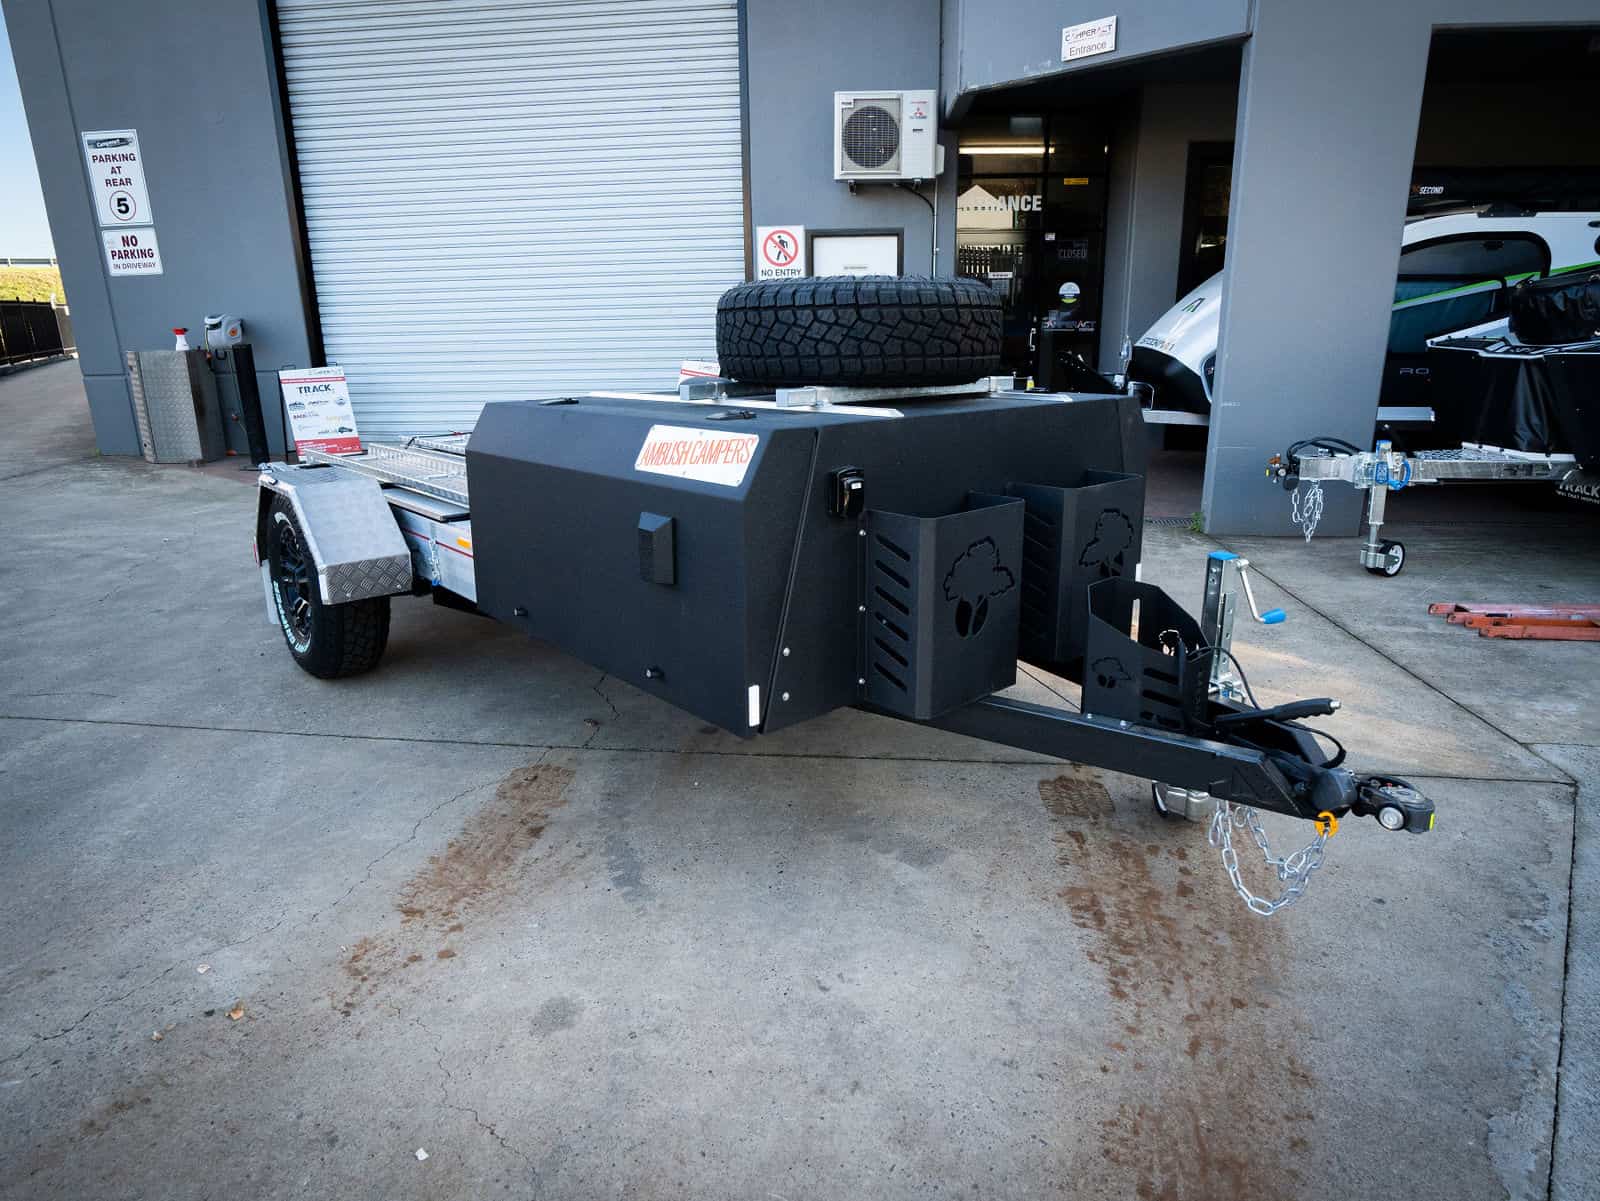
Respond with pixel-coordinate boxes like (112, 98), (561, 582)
(131, 350), (226, 463)
(258, 464), (412, 604)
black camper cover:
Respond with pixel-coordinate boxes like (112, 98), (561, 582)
(1429, 340), (1600, 469)
(1508, 272), (1600, 346)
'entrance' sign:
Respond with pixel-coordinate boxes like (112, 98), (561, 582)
(1062, 15), (1117, 62)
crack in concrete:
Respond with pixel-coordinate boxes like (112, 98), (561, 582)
(590, 672), (620, 720)
(13, 691), (119, 701)
(90, 559), (145, 607)
(309, 780), (496, 923)
(0, 911), (289, 1068)
(1544, 776), (1583, 1201)
(412, 1016), (532, 1166)
(0, 713), (1062, 765)
(0, 457), (92, 484)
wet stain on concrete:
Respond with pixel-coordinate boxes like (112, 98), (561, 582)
(76, 1091), (152, 1139)
(530, 995), (581, 1036)
(334, 763), (575, 1014)
(602, 830), (649, 903)
(1038, 772), (1313, 1201)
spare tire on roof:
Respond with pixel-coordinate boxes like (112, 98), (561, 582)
(715, 275), (1003, 387)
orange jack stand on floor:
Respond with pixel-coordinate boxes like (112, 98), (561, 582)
(1428, 603), (1600, 640)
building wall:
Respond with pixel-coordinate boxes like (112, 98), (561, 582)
(745, 0), (954, 277)
(2, 0), (313, 456)
(952, 0), (1248, 101)
(1099, 82), (1237, 367)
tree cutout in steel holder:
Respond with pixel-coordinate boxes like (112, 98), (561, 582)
(1006, 470), (1144, 680)
(1082, 577), (1206, 733)
(863, 493), (1024, 720)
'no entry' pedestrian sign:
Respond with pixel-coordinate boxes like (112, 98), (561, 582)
(756, 225), (806, 280)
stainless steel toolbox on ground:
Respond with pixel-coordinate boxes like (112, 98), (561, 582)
(127, 349), (226, 464)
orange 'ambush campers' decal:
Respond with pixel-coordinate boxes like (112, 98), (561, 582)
(633, 425), (759, 488)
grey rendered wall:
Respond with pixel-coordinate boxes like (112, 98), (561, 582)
(1203, 0), (1600, 535)
(2, 0), (313, 456)
(1099, 82), (1237, 367)
(952, 0), (1248, 101)
(746, 0), (953, 277)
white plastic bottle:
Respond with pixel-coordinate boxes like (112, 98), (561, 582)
(172, 327), (191, 351)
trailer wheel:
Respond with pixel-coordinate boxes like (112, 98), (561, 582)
(1365, 539), (1405, 578)
(715, 276), (1003, 387)
(266, 496), (390, 678)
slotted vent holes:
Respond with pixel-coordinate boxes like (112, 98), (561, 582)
(870, 531), (913, 692)
(842, 105), (900, 170)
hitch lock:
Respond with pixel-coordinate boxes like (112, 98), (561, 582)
(1357, 777), (1435, 834)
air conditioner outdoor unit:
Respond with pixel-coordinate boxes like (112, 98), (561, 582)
(834, 90), (940, 182)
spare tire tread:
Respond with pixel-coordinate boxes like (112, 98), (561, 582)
(716, 275), (1002, 386)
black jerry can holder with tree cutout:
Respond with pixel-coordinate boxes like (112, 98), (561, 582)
(863, 493), (1025, 721)
(1082, 576), (1207, 733)
(1006, 469), (1144, 680)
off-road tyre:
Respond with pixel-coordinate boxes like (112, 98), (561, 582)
(266, 495), (391, 678)
(715, 275), (1003, 387)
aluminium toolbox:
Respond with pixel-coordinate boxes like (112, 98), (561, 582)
(467, 389), (1147, 736)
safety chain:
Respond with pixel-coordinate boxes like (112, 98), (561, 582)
(1289, 481), (1325, 543)
(1207, 798), (1330, 916)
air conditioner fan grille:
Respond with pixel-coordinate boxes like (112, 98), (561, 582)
(842, 105), (900, 170)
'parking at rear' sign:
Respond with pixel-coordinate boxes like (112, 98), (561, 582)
(81, 129), (153, 227)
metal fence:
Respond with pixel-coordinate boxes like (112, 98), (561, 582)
(0, 299), (68, 367)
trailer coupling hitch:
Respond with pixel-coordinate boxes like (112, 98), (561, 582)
(1352, 775), (1434, 834)
(1207, 767), (1434, 916)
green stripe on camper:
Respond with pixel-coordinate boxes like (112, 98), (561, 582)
(1390, 262), (1598, 311)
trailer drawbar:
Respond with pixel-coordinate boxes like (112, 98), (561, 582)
(251, 276), (1432, 915)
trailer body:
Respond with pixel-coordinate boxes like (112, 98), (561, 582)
(467, 389), (1144, 735)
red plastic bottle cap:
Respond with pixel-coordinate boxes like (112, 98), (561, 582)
(173, 327), (188, 334)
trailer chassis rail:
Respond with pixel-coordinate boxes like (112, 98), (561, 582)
(888, 694), (1430, 835)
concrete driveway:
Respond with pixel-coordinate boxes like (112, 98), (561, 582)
(1, 360), (1594, 1200)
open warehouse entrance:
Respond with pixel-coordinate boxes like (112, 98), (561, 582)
(952, 26), (1600, 540)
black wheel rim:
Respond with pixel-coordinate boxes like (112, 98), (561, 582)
(273, 519), (314, 646)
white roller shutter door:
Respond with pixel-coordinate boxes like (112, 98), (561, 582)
(276, 0), (744, 439)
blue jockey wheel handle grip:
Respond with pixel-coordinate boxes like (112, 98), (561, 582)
(1261, 608), (1287, 625)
